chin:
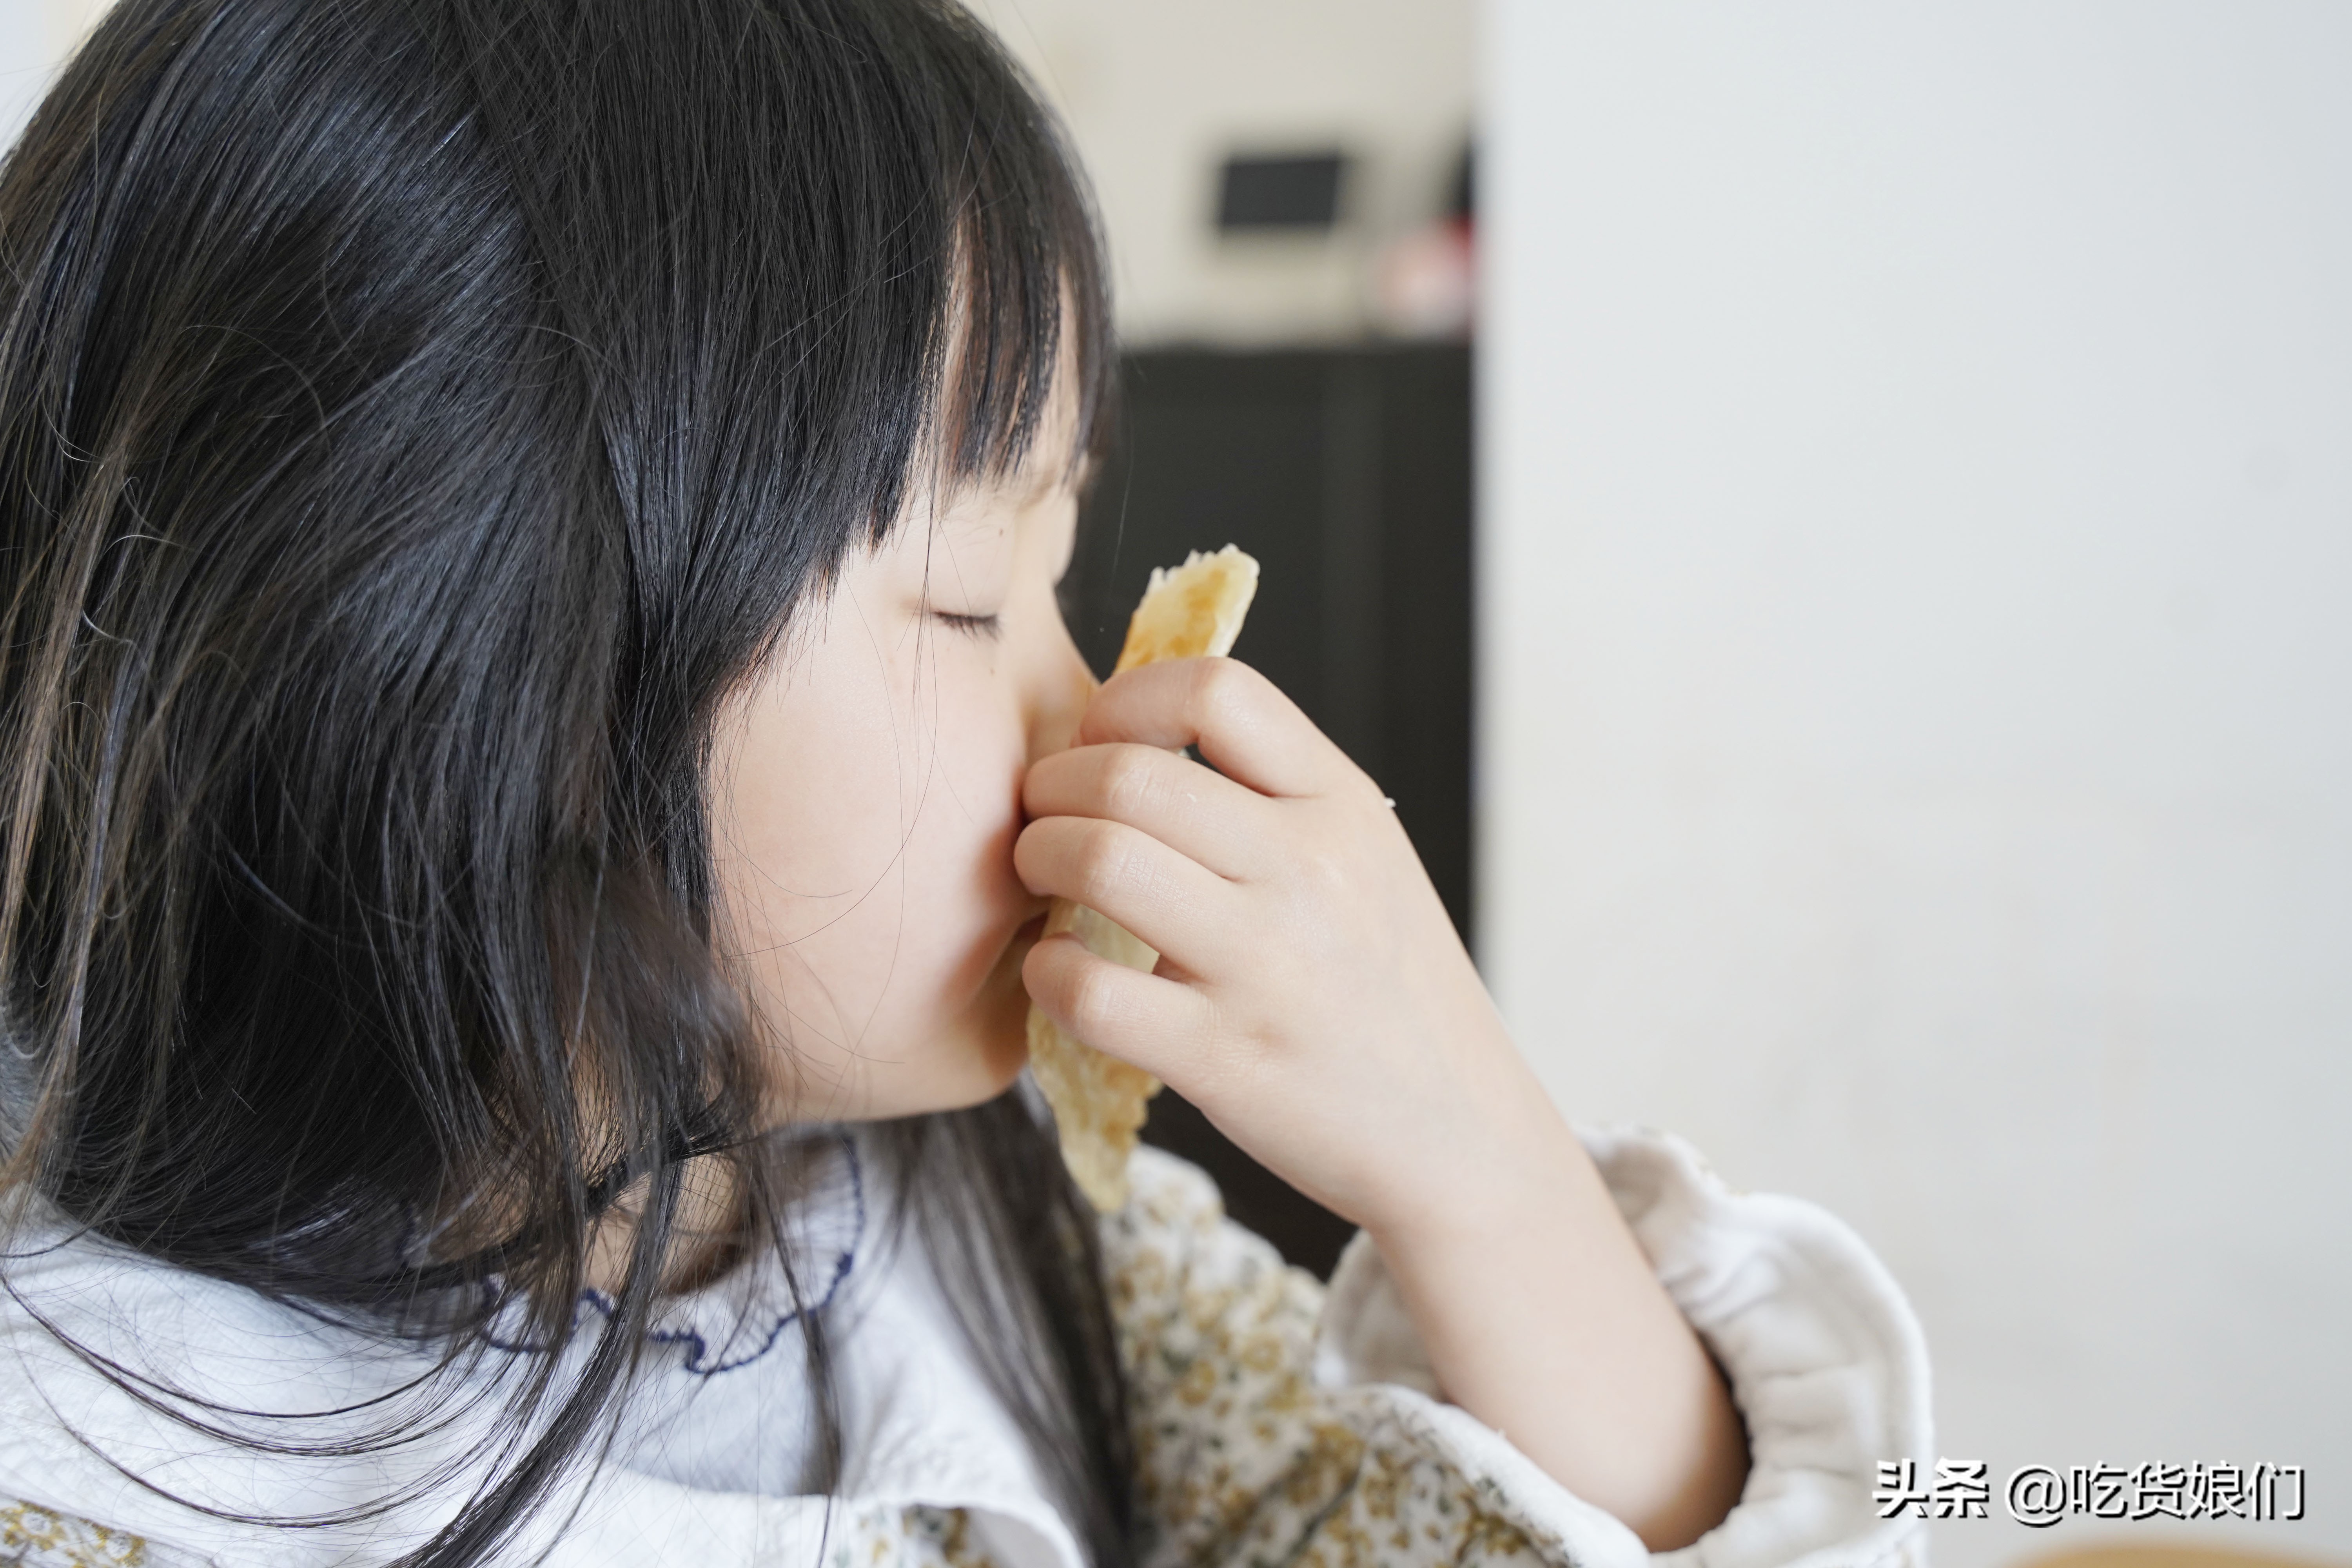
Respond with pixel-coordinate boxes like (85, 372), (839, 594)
(931, 917), (1045, 1109)
(921, 1063), (1029, 1116)
(826, 922), (1043, 1120)
(934, 1007), (1034, 1112)
(851, 1000), (1032, 1120)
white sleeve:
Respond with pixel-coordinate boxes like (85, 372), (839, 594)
(1313, 1125), (1934, 1568)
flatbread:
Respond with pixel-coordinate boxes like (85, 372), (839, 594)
(1027, 546), (1259, 1210)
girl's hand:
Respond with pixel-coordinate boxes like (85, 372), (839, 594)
(1014, 655), (1526, 1237)
(1016, 656), (1749, 1550)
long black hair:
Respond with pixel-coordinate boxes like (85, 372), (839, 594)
(0, 0), (1130, 1563)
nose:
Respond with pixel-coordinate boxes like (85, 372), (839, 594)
(1025, 601), (1098, 767)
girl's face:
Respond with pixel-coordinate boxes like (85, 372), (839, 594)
(708, 441), (1095, 1122)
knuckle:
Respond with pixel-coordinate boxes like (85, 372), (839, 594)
(1189, 1013), (1268, 1101)
(1099, 746), (1158, 819)
(1074, 822), (1134, 908)
(1296, 837), (1353, 900)
(1065, 959), (1121, 1033)
(1193, 654), (1257, 714)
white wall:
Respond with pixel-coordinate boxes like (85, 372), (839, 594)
(0, 0), (107, 149)
(5, 0), (1474, 343)
(967, 0), (1472, 343)
(1486, 7), (2350, 1568)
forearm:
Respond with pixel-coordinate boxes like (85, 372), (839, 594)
(1365, 1070), (1749, 1550)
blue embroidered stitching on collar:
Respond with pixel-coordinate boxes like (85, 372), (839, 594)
(481, 1130), (864, 1377)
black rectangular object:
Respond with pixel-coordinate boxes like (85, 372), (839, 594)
(1216, 152), (1347, 231)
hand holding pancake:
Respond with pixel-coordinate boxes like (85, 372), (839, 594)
(1016, 648), (1544, 1238)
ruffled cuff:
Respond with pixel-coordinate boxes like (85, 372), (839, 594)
(1311, 1125), (1933, 1568)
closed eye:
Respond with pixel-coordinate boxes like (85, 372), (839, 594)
(932, 610), (1004, 641)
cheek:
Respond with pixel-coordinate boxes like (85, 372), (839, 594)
(893, 655), (1034, 970)
(711, 619), (1033, 1111)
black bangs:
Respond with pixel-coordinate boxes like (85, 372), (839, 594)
(926, 8), (1118, 488)
(0, 1), (1130, 1565)
(421, 0), (1115, 654)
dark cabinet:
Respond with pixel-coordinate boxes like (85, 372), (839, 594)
(1060, 344), (1473, 1276)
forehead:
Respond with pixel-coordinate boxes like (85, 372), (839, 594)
(926, 412), (1080, 537)
(895, 343), (1086, 556)
(887, 463), (1049, 584)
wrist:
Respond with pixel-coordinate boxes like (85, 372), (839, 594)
(1359, 1062), (1602, 1265)
(1348, 1087), (1750, 1550)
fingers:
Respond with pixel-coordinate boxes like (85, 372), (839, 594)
(1020, 931), (1223, 1084)
(1077, 658), (1366, 801)
(1014, 813), (1243, 977)
(1021, 742), (1273, 881)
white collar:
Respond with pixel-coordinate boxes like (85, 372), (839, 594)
(477, 1127), (868, 1376)
(0, 1125), (1085, 1568)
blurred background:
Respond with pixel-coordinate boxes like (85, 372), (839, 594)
(4, 4), (2346, 1568)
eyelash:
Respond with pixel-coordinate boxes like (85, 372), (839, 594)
(932, 610), (1004, 642)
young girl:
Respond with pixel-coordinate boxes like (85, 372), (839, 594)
(0, 1), (1931, 1564)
